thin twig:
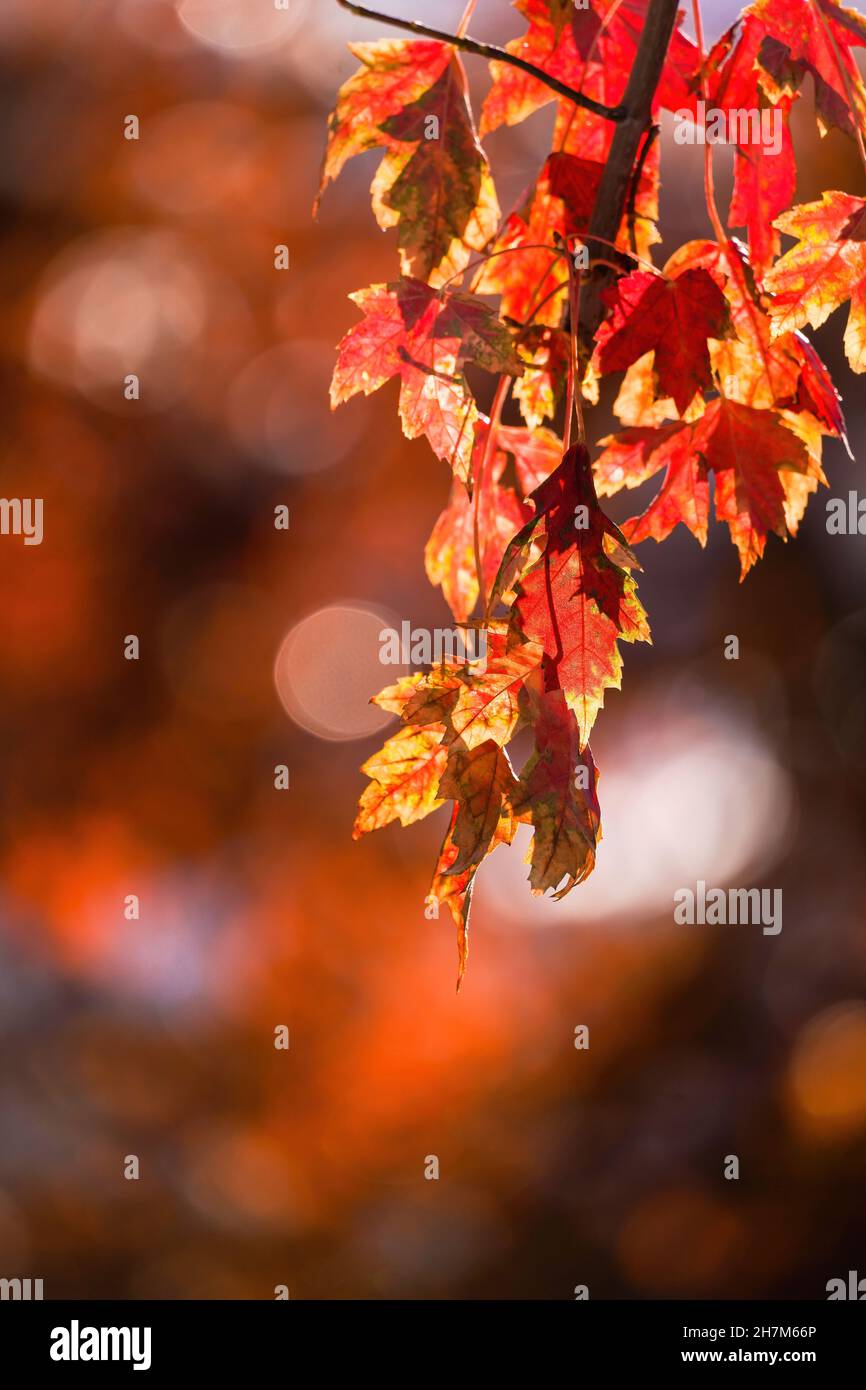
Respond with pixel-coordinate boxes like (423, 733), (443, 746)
(589, 255), (634, 275)
(574, 231), (661, 277)
(335, 0), (627, 123)
(627, 122), (659, 255)
(691, 0), (728, 247)
(514, 281), (570, 335)
(441, 240), (570, 295)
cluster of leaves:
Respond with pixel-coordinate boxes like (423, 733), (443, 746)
(317, 0), (864, 983)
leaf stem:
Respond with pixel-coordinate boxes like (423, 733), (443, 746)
(334, 0), (627, 123)
(474, 376), (510, 622)
(456, 0), (477, 38)
(568, 256), (585, 447)
(691, 0), (728, 247)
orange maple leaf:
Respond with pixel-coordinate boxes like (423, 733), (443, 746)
(318, 39), (499, 287)
(765, 191), (866, 374)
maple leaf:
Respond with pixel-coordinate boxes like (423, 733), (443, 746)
(480, 0), (586, 136)
(698, 399), (815, 574)
(376, 624), (543, 752)
(545, 152), (605, 232)
(593, 268), (733, 414)
(446, 628), (545, 749)
(331, 278), (522, 479)
(748, 0), (866, 140)
(428, 796), (520, 989)
(370, 666), (469, 738)
(438, 739), (521, 874)
(506, 444), (651, 748)
(363, 630), (543, 987)
(764, 191), (866, 374)
(481, 0), (697, 135)
(331, 278), (522, 393)
(511, 689), (601, 898)
(728, 106), (796, 281)
(595, 420), (709, 545)
(353, 724), (448, 837)
(318, 39), (499, 286)
(426, 293), (525, 374)
(693, 18), (797, 278)
(318, 39), (450, 181)
(795, 333), (849, 447)
(369, 622), (544, 754)
(660, 238), (848, 446)
(370, 670), (436, 717)
(596, 398), (816, 576)
(428, 809), (476, 989)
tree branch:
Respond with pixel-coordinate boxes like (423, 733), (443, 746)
(335, 0), (627, 123)
(627, 122), (659, 255)
(579, 0), (680, 342)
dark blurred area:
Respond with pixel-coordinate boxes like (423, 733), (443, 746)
(0, 0), (865, 1300)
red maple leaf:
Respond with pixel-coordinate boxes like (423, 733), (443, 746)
(593, 268), (733, 414)
(507, 444), (651, 748)
(596, 398), (819, 576)
(511, 689), (601, 898)
(688, 17), (797, 278)
(749, 0), (866, 140)
(330, 278), (522, 480)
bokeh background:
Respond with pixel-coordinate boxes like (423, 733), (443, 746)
(1, 0), (865, 1300)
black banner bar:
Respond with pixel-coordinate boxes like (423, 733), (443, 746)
(0, 1299), (861, 1375)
